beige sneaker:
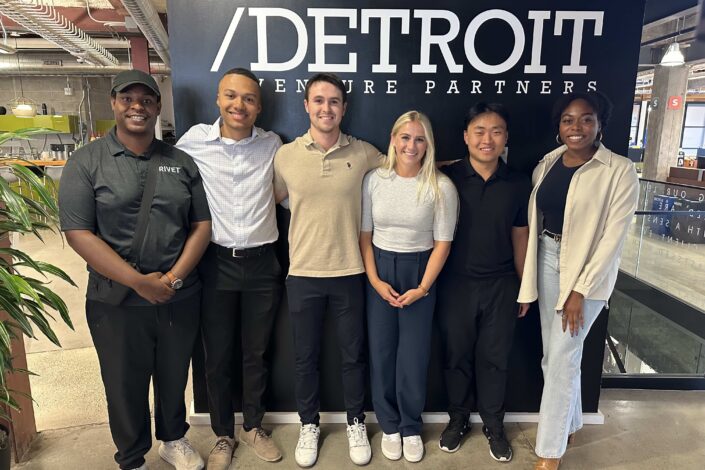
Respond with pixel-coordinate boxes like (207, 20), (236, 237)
(239, 427), (282, 462)
(207, 436), (235, 470)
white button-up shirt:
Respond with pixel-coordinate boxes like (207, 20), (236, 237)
(177, 119), (282, 248)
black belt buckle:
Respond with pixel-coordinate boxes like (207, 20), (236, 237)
(230, 244), (269, 258)
(542, 229), (562, 243)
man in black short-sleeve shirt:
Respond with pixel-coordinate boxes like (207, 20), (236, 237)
(59, 70), (211, 470)
(437, 103), (530, 464)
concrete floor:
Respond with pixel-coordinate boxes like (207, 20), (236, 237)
(11, 390), (705, 469)
(11, 229), (705, 469)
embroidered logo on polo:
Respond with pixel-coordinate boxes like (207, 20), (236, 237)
(159, 166), (181, 174)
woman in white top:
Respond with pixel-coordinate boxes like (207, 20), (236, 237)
(360, 110), (458, 463)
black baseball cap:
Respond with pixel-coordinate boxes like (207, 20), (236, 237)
(111, 70), (161, 97)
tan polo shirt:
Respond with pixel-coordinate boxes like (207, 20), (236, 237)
(274, 131), (384, 277)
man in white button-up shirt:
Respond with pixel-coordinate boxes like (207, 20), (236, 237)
(177, 68), (283, 469)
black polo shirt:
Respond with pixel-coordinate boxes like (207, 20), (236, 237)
(441, 158), (530, 278)
(59, 127), (211, 305)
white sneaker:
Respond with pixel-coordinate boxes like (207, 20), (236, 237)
(346, 418), (372, 465)
(158, 437), (204, 470)
(381, 432), (402, 460)
(403, 435), (424, 463)
(295, 424), (320, 467)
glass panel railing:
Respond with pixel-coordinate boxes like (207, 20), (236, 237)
(605, 178), (705, 382)
(604, 290), (705, 375)
(620, 179), (705, 312)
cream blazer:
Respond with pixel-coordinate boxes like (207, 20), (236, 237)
(517, 143), (639, 311)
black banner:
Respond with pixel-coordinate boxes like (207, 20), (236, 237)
(168, 0), (646, 414)
(169, 0), (645, 172)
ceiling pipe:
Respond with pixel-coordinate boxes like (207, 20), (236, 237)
(119, 0), (170, 67)
(0, 0), (119, 66)
(0, 52), (168, 76)
(0, 64), (169, 76)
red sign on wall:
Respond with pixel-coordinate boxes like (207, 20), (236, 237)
(668, 95), (683, 109)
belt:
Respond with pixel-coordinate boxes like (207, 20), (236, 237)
(541, 229), (562, 243)
(214, 242), (273, 258)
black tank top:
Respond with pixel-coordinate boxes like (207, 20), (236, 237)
(536, 156), (585, 234)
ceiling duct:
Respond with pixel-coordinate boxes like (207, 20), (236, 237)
(120, 0), (170, 66)
(0, 52), (168, 76)
(0, 0), (119, 66)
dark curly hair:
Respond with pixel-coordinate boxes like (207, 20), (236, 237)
(551, 91), (613, 131)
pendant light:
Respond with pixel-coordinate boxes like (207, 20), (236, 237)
(661, 18), (686, 67)
(9, 53), (36, 118)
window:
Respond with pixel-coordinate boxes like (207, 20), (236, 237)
(630, 103), (641, 146)
(681, 103), (705, 156)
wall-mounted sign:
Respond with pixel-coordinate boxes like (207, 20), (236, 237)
(169, 0), (645, 171)
(668, 95), (683, 110)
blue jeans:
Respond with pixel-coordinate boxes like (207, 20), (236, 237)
(535, 235), (605, 458)
(367, 247), (434, 437)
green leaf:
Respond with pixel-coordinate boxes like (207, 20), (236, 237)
(0, 247), (44, 273)
(32, 261), (76, 287)
(11, 164), (59, 214)
(0, 175), (32, 230)
(0, 268), (23, 302)
(0, 128), (58, 146)
(25, 307), (60, 347)
(0, 295), (35, 338)
(0, 323), (11, 355)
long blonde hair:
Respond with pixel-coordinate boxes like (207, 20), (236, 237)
(382, 110), (441, 203)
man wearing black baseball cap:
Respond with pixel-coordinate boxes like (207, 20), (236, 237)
(59, 69), (212, 470)
(111, 69), (162, 97)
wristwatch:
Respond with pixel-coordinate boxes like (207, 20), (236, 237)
(165, 271), (183, 290)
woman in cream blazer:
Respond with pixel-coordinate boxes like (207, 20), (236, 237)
(517, 92), (639, 470)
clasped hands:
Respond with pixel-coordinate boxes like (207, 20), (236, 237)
(132, 272), (175, 304)
(372, 279), (426, 308)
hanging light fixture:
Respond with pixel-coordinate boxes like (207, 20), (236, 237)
(661, 17), (686, 67)
(661, 42), (685, 67)
(9, 54), (36, 118)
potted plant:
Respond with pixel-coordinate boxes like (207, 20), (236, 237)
(0, 128), (75, 468)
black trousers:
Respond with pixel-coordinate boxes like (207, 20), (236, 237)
(436, 273), (519, 433)
(87, 294), (200, 470)
(286, 274), (367, 425)
(199, 242), (282, 436)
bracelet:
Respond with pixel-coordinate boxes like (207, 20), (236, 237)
(418, 284), (429, 297)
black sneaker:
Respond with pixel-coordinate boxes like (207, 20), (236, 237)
(439, 414), (470, 453)
(482, 425), (513, 462)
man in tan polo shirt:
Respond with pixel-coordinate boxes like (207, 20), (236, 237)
(274, 73), (384, 468)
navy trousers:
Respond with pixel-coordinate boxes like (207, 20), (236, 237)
(286, 274), (367, 425)
(367, 247), (435, 437)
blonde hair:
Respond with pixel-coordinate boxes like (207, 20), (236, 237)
(382, 110), (441, 203)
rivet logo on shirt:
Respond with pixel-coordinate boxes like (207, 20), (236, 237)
(159, 166), (181, 174)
